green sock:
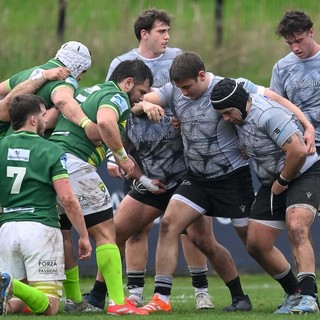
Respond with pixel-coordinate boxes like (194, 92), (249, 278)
(63, 266), (82, 303)
(96, 244), (124, 305)
(13, 279), (49, 314)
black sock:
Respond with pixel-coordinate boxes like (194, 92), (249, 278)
(276, 270), (300, 295)
(91, 280), (108, 299)
(190, 270), (208, 289)
(225, 276), (245, 298)
(127, 270), (145, 290)
(300, 276), (316, 297)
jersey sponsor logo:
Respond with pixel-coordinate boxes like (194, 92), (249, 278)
(199, 100), (212, 109)
(60, 153), (68, 169)
(154, 77), (170, 87)
(110, 94), (129, 114)
(78, 195), (89, 208)
(7, 148), (30, 162)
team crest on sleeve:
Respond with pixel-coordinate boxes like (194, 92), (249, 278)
(29, 68), (44, 80)
(60, 153), (68, 169)
(65, 77), (79, 89)
(110, 94), (129, 114)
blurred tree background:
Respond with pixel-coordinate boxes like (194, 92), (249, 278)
(0, 0), (319, 86)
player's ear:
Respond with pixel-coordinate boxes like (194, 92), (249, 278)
(125, 78), (134, 91)
(309, 27), (315, 38)
(198, 71), (206, 81)
(30, 115), (37, 126)
(141, 29), (148, 40)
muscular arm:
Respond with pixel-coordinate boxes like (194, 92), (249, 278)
(51, 86), (88, 125)
(264, 88), (315, 154)
(271, 132), (307, 195)
(54, 178), (92, 260)
(0, 67), (70, 122)
(280, 132), (308, 180)
(45, 108), (60, 129)
(97, 107), (134, 177)
(97, 107), (123, 151)
(51, 86), (102, 145)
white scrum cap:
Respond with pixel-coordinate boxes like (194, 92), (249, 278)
(55, 41), (91, 78)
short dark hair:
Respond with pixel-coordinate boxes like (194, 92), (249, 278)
(134, 8), (173, 41)
(169, 52), (205, 83)
(9, 94), (47, 130)
(109, 59), (154, 87)
(276, 10), (313, 38)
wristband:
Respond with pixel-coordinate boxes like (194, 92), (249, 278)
(277, 174), (290, 187)
(113, 146), (128, 162)
(139, 175), (159, 193)
(79, 116), (92, 129)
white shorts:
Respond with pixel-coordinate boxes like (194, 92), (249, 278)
(0, 221), (65, 281)
(58, 153), (113, 216)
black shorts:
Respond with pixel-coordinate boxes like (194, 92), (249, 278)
(128, 184), (179, 211)
(173, 166), (254, 219)
(250, 160), (320, 221)
(123, 178), (134, 196)
(59, 208), (114, 230)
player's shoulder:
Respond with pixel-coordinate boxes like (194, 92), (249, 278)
(163, 47), (183, 58)
(113, 49), (138, 62)
(273, 52), (297, 70)
(42, 138), (65, 153)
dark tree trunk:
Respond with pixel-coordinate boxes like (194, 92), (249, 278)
(57, 0), (67, 42)
(215, 0), (223, 48)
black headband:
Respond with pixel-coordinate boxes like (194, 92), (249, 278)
(210, 78), (249, 120)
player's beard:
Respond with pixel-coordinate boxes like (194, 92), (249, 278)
(37, 122), (46, 136)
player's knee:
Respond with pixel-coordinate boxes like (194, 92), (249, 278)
(30, 280), (62, 315)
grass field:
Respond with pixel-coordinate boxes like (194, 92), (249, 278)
(2, 0), (320, 86)
(5, 274), (320, 319)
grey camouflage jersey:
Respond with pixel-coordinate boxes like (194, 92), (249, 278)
(236, 94), (319, 186)
(124, 106), (186, 189)
(106, 47), (182, 87)
(270, 51), (320, 147)
(156, 73), (263, 179)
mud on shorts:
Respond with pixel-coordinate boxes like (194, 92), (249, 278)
(58, 154), (113, 230)
(0, 221), (64, 298)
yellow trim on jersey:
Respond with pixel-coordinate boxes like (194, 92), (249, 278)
(5, 79), (12, 91)
(52, 173), (69, 181)
(88, 145), (106, 167)
(51, 83), (76, 93)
